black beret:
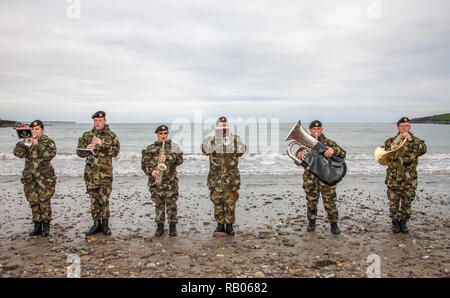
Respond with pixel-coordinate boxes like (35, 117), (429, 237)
(397, 117), (410, 125)
(92, 111), (106, 119)
(216, 116), (227, 125)
(155, 125), (169, 133)
(29, 120), (44, 129)
(309, 120), (322, 129)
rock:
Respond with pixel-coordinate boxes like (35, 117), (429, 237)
(422, 256), (430, 259)
(254, 245), (262, 249)
(232, 258), (244, 264)
(255, 271), (265, 278)
(263, 269), (272, 275)
(146, 263), (157, 270)
(325, 274), (336, 278)
(88, 238), (97, 243)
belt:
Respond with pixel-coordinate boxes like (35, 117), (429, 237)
(403, 162), (412, 166)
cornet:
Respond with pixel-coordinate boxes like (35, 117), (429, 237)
(23, 133), (38, 147)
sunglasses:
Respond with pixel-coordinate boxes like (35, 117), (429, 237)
(158, 132), (168, 135)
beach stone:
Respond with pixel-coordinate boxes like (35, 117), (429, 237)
(232, 258), (244, 264)
(255, 271), (265, 278)
(146, 263), (157, 270)
(325, 274), (336, 278)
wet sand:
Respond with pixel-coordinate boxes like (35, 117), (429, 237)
(0, 174), (448, 278)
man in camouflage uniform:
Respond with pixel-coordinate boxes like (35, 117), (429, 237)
(201, 117), (247, 236)
(295, 120), (346, 235)
(77, 111), (120, 236)
(141, 125), (183, 237)
(13, 120), (57, 237)
(384, 117), (426, 234)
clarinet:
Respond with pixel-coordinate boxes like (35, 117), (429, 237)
(87, 129), (98, 166)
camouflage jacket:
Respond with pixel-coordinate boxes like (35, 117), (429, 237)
(384, 132), (426, 189)
(201, 134), (247, 192)
(141, 139), (183, 190)
(77, 124), (120, 187)
(13, 135), (57, 185)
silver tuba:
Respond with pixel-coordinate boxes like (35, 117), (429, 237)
(286, 121), (317, 164)
(155, 141), (167, 185)
(285, 120), (347, 186)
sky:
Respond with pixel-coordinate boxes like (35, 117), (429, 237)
(0, 0), (449, 123)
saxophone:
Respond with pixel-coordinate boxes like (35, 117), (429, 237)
(155, 141), (167, 185)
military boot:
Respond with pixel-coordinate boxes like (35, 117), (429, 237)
(307, 220), (316, 232)
(225, 224), (235, 236)
(29, 221), (42, 236)
(155, 223), (164, 237)
(42, 220), (50, 237)
(399, 220), (408, 234)
(215, 223), (225, 233)
(330, 222), (341, 235)
(169, 223), (177, 236)
(86, 220), (101, 236)
(392, 219), (400, 233)
(101, 219), (112, 236)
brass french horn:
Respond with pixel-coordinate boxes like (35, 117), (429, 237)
(374, 135), (407, 166)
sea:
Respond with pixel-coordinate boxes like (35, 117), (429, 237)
(1, 122), (449, 177)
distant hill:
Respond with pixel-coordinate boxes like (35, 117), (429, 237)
(410, 113), (450, 124)
(0, 119), (24, 128)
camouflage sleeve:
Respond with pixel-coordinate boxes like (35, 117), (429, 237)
(384, 138), (393, 151)
(141, 147), (158, 176)
(76, 134), (90, 157)
(201, 137), (214, 155)
(166, 144), (183, 166)
(99, 133), (120, 157)
(411, 137), (427, 157)
(329, 140), (346, 159)
(235, 136), (246, 157)
(13, 142), (29, 158)
(36, 138), (57, 161)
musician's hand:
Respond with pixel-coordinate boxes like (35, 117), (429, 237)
(152, 170), (158, 177)
(402, 132), (412, 141)
(87, 143), (95, 150)
(296, 152), (303, 160)
(160, 155), (166, 163)
(324, 147), (334, 158)
(32, 138), (38, 145)
(93, 137), (102, 145)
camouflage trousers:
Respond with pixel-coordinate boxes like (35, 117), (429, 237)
(24, 181), (55, 222)
(210, 191), (239, 224)
(87, 184), (112, 220)
(387, 186), (415, 221)
(150, 188), (178, 224)
(303, 172), (339, 223)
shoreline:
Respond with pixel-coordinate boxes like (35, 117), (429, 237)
(0, 173), (448, 278)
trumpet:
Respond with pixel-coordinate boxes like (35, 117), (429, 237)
(23, 134), (38, 147)
(155, 141), (167, 185)
(224, 136), (231, 146)
(374, 134), (408, 166)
